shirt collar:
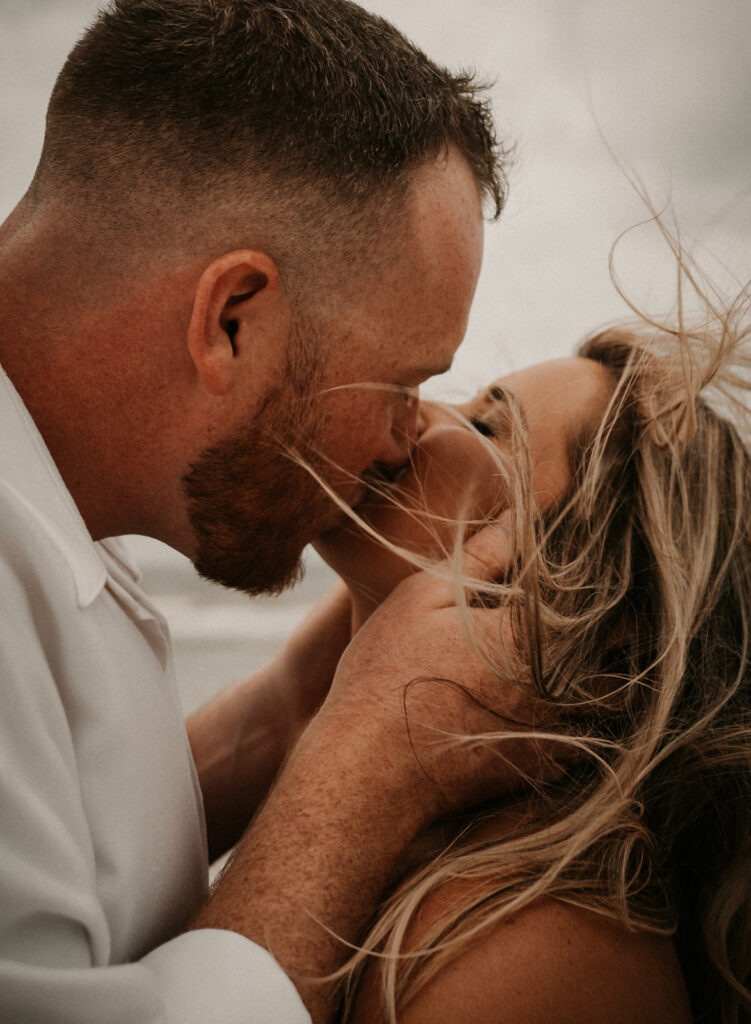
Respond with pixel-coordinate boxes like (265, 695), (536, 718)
(0, 363), (108, 608)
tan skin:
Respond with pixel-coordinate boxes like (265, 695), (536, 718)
(316, 358), (692, 1022)
(2, 148), (540, 1022)
(183, 148), (493, 880)
(317, 357), (613, 625)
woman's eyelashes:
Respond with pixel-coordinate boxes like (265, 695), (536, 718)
(469, 417), (497, 438)
(468, 402), (514, 440)
(468, 386), (520, 441)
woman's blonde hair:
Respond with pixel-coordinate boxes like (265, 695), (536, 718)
(334, 232), (751, 1022)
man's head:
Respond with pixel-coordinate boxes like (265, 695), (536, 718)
(13, 0), (507, 591)
(32, 0), (506, 290)
(183, 146), (485, 594)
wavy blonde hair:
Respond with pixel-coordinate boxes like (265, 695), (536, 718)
(330, 235), (751, 1022)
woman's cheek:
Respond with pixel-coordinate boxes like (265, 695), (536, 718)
(315, 427), (510, 610)
(409, 426), (509, 536)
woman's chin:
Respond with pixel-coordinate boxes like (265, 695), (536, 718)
(313, 521), (417, 610)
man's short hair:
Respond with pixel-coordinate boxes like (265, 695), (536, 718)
(34, 0), (507, 281)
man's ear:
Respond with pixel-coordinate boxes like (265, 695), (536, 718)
(187, 250), (284, 396)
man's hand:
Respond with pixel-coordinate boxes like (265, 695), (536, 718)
(187, 581), (352, 862)
(320, 516), (549, 824)
(191, 520), (553, 1023)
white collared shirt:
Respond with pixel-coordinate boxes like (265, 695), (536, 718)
(0, 365), (309, 1023)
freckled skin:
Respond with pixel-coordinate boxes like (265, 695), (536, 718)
(283, 147), (486, 526)
(315, 356), (615, 622)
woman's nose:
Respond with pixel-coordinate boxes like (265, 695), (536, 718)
(415, 398), (430, 437)
(415, 398), (455, 434)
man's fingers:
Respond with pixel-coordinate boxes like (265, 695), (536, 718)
(394, 510), (514, 611)
(458, 510), (515, 586)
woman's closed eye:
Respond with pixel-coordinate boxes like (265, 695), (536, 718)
(470, 417), (497, 438)
(467, 403), (515, 441)
(466, 385), (523, 442)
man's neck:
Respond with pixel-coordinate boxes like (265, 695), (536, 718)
(0, 218), (189, 550)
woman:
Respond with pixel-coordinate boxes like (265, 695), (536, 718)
(313, 251), (751, 1022)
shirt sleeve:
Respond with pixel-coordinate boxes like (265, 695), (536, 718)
(0, 543), (310, 1024)
(0, 932), (310, 1024)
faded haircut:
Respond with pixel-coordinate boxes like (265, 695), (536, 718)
(31, 0), (506, 284)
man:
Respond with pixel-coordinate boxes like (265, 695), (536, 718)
(0, 2), (509, 1021)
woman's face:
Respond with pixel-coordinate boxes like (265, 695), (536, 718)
(314, 356), (614, 609)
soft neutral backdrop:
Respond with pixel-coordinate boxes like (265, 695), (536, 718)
(2, 0), (749, 709)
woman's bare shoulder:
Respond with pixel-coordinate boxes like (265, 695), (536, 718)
(351, 885), (693, 1024)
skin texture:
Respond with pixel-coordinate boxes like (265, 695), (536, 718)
(182, 148), (487, 877)
(1, 146), (520, 1023)
(186, 581), (354, 863)
(188, 151), (519, 1021)
(191, 526), (536, 1014)
(313, 358), (692, 1022)
(0, 149), (478, 559)
(352, 890), (692, 1023)
(316, 357), (616, 624)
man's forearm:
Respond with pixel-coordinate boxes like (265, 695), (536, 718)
(190, 539), (525, 1021)
(187, 666), (293, 863)
(187, 583), (353, 862)
(190, 704), (426, 1023)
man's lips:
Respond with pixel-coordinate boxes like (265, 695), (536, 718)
(358, 463), (412, 501)
(323, 449), (421, 530)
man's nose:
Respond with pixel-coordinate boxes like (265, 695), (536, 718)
(372, 392), (420, 477)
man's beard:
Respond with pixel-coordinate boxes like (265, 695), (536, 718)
(182, 333), (339, 596)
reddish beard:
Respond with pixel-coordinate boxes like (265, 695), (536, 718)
(183, 362), (339, 596)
